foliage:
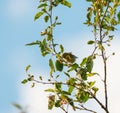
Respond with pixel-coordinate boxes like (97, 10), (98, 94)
(13, 103), (27, 113)
(22, 0), (120, 113)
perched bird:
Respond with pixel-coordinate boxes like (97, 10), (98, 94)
(62, 52), (77, 63)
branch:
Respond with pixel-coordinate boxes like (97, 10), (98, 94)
(90, 92), (109, 113)
(99, 1), (110, 112)
(33, 79), (68, 85)
(60, 106), (68, 113)
(100, 0), (110, 26)
(33, 79), (106, 112)
(75, 105), (97, 113)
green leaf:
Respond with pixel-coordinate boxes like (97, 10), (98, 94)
(87, 40), (95, 45)
(61, 91), (70, 95)
(34, 11), (44, 21)
(66, 78), (76, 85)
(39, 39), (51, 56)
(45, 89), (55, 92)
(56, 75), (60, 79)
(37, 3), (47, 9)
(60, 94), (68, 99)
(31, 82), (35, 88)
(88, 81), (95, 87)
(61, 0), (71, 8)
(12, 103), (22, 110)
(86, 0), (92, 2)
(80, 57), (88, 67)
(26, 41), (40, 46)
(55, 100), (61, 107)
(64, 72), (70, 78)
(27, 75), (34, 81)
(49, 59), (54, 70)
(39, 76), (43, 80)
(44, 15), (49, 23)
(49, 59), (55, 76)
(87, 12), (91, 21)
(56, 22), (62, 25)
(109, 35), (114, 40)
(110, 18), (118, 25)
(80, 68), (87, 80)
(109, 26), (115, 31)
(25, 65), (31, 72)
(86, 56), (93, 73)
(60, 44), (64, 53)
(98, 44), (105, 50)
(117, 11), (120, 22)
(55, 60), (63, 71)
(68, 86), (74, 94)
(55, 83), (62, 90)
(76, 90), (89, 103)
(21, 79), (28, 84)
(92, 87), (99, 95)
(87, 72), (98, 77)
(68, 63), (78, 72)
(80, 92), (89, 102)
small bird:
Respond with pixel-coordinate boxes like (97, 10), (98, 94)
(62, 52), (77, 63)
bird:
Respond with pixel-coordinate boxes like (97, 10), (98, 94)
(62, 52), (77, 63)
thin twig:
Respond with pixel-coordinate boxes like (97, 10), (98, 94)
(75, 105), (97, 113)
(60, 106), (68, 113)
(90, 93), (108, 112)
(99, 1), (110, 112)
(100, 0), (110, 26)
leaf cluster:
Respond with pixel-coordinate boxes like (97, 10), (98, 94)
(22, 0), (120, 113)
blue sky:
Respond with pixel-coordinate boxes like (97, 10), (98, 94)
(0, 0), (120, 113)
(0, 0), (38, 112)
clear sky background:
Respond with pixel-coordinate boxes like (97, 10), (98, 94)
(0, 0), (120, 113)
